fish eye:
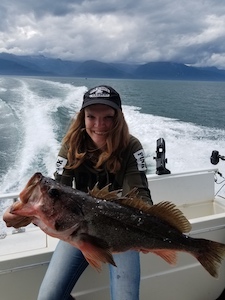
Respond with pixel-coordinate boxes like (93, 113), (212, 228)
(48, 188), (60, 198)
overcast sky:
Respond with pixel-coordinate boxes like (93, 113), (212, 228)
(1, 0), (225, 68)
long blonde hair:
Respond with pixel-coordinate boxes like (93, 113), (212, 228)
(63, 108), (130, 173)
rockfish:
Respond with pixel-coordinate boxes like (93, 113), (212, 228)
(10, 172), (225, 278)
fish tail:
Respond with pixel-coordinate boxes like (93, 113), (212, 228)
(194, 239), (225, 278)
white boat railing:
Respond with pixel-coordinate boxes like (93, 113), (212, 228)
(0, 192), (19, 201)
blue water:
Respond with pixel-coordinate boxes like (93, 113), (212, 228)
(1, 76), (225, 195)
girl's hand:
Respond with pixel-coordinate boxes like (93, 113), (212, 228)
(3, 206), (32, 228)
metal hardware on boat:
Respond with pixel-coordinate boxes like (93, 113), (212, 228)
(0, 232), (7, 239)
(210, 150), (225, 165)
(153, 138), (171, 175)
(12, 227), (26, 234)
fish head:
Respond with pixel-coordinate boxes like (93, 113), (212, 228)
(11, 172), (85, 232)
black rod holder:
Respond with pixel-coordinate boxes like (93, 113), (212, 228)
(153, 138), (171, 175)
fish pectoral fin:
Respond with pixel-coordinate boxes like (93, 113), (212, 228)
(77, 233), (116, 272)
(149, 249), (177, 265)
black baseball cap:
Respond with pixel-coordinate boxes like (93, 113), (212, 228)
(81, 85), (122, 110)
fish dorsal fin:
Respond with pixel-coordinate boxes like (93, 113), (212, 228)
(88, 185), (191, 233)
(115, 187), (154, 211)
(89, 185), (152, 210)
(146, 201), (191, 233)
(119, 193), (191, 233)
(88, 183), (122, 200)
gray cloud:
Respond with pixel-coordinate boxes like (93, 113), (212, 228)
(1, 0), (225, 68)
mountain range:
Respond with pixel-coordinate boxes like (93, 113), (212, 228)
(1, 52), (225, 81)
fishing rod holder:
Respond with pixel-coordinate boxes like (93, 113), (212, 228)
(153, 138), (171, 175)
(210, 150), (225, 165)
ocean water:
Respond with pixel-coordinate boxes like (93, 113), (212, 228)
(0, 76), (225, 198)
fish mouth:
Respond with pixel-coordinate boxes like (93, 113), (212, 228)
(19, 172), (43, 203)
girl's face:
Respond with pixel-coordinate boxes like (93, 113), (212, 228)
(84, 104), (115, 148)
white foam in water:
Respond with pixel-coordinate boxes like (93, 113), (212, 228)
(0, 78), (225, 199)
(124, 105), (225, 170)
(124, 105), (225, 198)
(0, 80), (87, 193)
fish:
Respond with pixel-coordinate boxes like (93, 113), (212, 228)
(9, 172), (225, 278)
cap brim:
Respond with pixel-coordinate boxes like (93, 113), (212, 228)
(81, 99), (120, 110)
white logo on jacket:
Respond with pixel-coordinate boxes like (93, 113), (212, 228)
(134, 149), (147, 171)
(56, 156), (67, 175)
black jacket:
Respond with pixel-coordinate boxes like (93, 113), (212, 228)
(54, 135), (152, 204)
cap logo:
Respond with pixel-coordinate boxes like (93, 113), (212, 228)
(89, 86), (110, 98)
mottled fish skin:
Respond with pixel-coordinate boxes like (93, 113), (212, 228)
(10, 172), (225, 277)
